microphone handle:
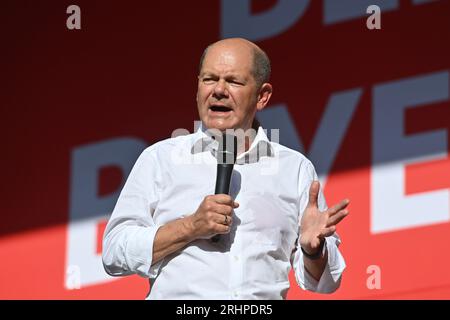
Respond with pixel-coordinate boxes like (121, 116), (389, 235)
(214, 164), (234, 194)
(211, 164), (234, 242)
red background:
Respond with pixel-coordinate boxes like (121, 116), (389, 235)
(1, 0), (449, 299)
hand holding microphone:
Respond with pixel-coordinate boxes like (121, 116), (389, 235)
(188, 194), (239, 240)
(188, 132), (238, 242)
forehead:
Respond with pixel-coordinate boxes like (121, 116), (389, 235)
(201, 45), (253, 75)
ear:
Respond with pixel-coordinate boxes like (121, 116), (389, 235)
(256, 83), (273, 111)
(196, 75), (201, 103)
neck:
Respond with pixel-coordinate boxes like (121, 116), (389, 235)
(201, 122), (259, 156)
(236, 128), (257, 156)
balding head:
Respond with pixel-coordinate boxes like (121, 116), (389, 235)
(196, 38), (273, 132)
(199, 38), (271, 88)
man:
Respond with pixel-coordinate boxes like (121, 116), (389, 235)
(102, 38), (349, 299)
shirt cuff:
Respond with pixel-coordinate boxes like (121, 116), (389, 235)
(124, 224), (163, 278)
(294, 236), (346, 293)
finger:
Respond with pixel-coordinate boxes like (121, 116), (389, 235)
(215, 223), (231, 234)
(308, 181), (320, 208)
(210, 194), (235, 206)
(319, 226), (336, 238)
(213, 213), (233, 226)
(327, 199), (350, 216)
(326, 210), (349, 227)
(211, 203), (234, 216)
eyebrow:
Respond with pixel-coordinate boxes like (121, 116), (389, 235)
(199, 72), (215, 77)
(199, 70), (217, 77)
(199, 71), (245, 81)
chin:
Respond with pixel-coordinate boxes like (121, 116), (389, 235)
(205, 119), (236, 131)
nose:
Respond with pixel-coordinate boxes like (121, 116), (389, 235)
(213, 79), (228, 99)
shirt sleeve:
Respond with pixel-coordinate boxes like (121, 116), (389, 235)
(102, 146), (164, 279)
(292, 160), (346, 293)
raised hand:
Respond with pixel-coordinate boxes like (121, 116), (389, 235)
(299, 181), (349, 255)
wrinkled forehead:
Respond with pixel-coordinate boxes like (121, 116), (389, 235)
(201, 44), (254, 75)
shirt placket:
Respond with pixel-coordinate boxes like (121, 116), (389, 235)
(228, 237), (245, 299)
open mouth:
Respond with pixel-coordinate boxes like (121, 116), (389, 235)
(209, 105), (233, 112)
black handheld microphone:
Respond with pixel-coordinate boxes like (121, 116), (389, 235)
(211, 132), (237, 243)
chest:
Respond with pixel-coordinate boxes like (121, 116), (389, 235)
(153, 160), (300, 247)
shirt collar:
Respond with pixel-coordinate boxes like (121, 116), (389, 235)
(190, 123), (274, 165)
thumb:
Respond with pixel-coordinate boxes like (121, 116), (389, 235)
(308, 181), (320, 208)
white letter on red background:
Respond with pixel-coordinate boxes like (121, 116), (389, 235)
(371, 71), (449, 233)
(66, 138), (147, 288)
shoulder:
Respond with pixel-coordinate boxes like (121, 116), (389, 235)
(139, 132), (196, 159)
(270, 141), (314, 169)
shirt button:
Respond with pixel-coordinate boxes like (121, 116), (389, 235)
(233, 255), (239, 261)
(233, 291), (239, 298)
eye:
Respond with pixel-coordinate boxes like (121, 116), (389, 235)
(202, 77), (216, 84)
(229, 80), (243, 86)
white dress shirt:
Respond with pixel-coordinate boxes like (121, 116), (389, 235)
(102, 126), (346, 299)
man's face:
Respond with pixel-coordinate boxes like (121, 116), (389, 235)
(196, 44), (260, 132)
